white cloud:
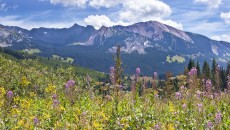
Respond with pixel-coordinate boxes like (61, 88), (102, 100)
(117, 0), (183, 30)
(119, 0), (171, 22)
(211, 34), (230, 43)
(194, 0), (222, 8)
(83, 15), (128, 29)
(158, 19), (183, 30)
(48, 0), (183, 30)
(89, 0), (122, 8)
(220, 12), (230, 24)
(50, 0), (88, 7)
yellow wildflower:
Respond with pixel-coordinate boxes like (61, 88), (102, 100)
(0, 99), (4, 107)
(20, 99), (31, 109)
(0, 87), (6, 98)
(54, 121), (62, 128)
(93, 121), (102, 130)
(11, 108), (20, 116)
(21, 76), (30, 87)
(169, 101), (175, 113)
(167, 123), (175, 130)
(154, 90), (159, 95)
(60, 105), (65, 111)
(29, 92), (36, 97)
(43, 112), (51, 120)
(45, 84), (56, 93)
(13, 96), (20, 103)
(17, 119), (24, 126)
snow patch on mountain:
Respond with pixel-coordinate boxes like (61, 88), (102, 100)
(0, 42), (12, 47)
(211, 44), (219, 55)
(0, 29), (10, 38)
(108, 40), (152, 54)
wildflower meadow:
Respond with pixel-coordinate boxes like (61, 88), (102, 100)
(0, 49), (230, 130)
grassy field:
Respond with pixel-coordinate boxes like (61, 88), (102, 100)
(0, 51), (230, 129)
(166, 55), (186, 63)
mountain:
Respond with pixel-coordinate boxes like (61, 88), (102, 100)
(0, 21), (230, 75)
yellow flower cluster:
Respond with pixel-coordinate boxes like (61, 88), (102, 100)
(20, 99), (31, 109)
(21, 76), (30, 87)
(0, 87), (6, 98)
(29, 92), (36, 97)
(169, 101), (175, 113)
(45, 84), (56, 93)
(167, 123), (175, 130)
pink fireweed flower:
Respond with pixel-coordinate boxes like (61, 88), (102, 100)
(215, 112), (222, 123)
(52, 94), (57, 99)
(175, 92), (182, 100)
(227, 71), (230, 92)
(33, 117), (39, 126)
(182, 104), (187, 108)
(65, 80), (75, 89)
(53, 99), (60, 107)
(136, 68), (140, 75)
(180, 85), (185, 90)
(206, 79), (212, 94)
(7, 91), (13, 99)
(207, 121), (213, 129)
(154, 124), (160, 130)
(197, 103), (203, 112)
(153, 72), (158, 79)
(188, 67), (197, 76)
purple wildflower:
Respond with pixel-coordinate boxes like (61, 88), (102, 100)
(153, 72), (158, 79)
(33, 117), (39, 125)
(227, 71), (230, 92)
(53, 99), (60, 107)
(136, 68), (140, 75)
(188, 67), (197, 76)
(86, 74), (92, 86)
(197, 103), (203, 112)
(180, 85), (185, 90)
(175, 92), (182, 100)
(7, 91), (13, 99)
(154, 124), (160, 130)
(65, 80), (75, 89)
(207, 121), (213, 129)
(182, 104), (187, 108)
(52, 94), (57, 99)
(206, 79), (212, 94)
(215, 112), (222, 123)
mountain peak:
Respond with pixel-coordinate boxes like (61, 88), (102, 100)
(128, 21), (193, 42)
(70, 23), (84, 29)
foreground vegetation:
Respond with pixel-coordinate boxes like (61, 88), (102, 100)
(0, 47), (230, 129)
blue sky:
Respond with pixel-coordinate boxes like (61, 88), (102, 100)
(0, 0), (230, 42)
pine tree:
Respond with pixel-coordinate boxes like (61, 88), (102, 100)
(114, 44), (122, 85)
(220, 67), (226, 90)
(211, 58), (217, 75)
(211, 58), (217, 85)
(196, 62), (201, 77)
(188, 59), (195, 71)
(202, 61), (211, 79)
(227, 62), (230, 73)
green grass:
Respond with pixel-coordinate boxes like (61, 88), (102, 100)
(0, 48), (229, 129)
(22, 49), (41, 54)
(166, 55), (185, 63)
(52, 55), (74, 64)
